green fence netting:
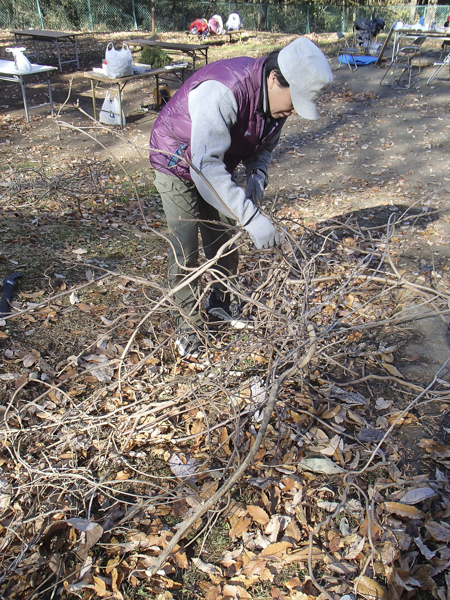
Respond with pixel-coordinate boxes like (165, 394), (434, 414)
(0, 0), (449, 35)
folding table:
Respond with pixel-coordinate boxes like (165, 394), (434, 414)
(0, 60), (56, 122)
(377, 25), (450, 66)
(127, 39), (209, 72)
(11, 30), (80, 73)
(84, 65), (187, 128)
(224, 29), (246, 43)
(390, 27), (450, 63)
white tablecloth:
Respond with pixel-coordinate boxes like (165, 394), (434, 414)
(0, 59), (54, 75)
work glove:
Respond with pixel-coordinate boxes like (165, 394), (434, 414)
(245, 169), (268, 204)
(244, 211), (280, 250)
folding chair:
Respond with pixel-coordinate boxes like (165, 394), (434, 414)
(334, 31), (359, 72)
(440, 39), (450, 60)
(380, 36), (426, 89)
(427, 52), (450, 85)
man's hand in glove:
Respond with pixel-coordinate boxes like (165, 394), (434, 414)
(245, 211), (280, 249)
(245, 169), (267, 204)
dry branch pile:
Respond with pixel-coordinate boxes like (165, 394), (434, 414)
(1, 171), (450, 600)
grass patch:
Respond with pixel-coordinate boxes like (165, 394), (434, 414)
(179, 567), (211, 600)
(196, 521), (230, 563)
(249, 563), (308, 599)
(232, 483), (260, 506)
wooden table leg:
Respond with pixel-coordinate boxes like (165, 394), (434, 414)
(46, 72), (54, 116)
(34, 39), (39, 63)
(17, 75), (30, 122)
(117, 83), (124, 128)
(156, 74), (160, 107)
(90, 79), (97, 121)
(73, 37), (80, 69)
(55, 39), (62, 72)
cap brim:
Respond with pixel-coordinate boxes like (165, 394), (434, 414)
(290, 85), (318, 120)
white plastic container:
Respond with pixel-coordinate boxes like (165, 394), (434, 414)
(132, 63), (152, 74)
(367, 43), (382, 56)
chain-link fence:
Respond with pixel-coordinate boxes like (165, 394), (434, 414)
(1, 0), (449, 35)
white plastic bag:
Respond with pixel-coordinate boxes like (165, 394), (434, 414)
(226, 13), (242, 31)
(105, 42), (133, 79)
(211, 14), (225, 34)
(99, 91), (116, 125)
(98, 91), (125, 126)
(6, 47), (32, 72)
(112, 94), (125, 126)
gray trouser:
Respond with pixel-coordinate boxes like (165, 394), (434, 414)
(153, 170), (239, 329)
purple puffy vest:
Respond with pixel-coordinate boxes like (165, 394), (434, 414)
(149, 56), (285, 181)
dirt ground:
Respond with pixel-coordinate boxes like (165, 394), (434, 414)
(1, 28), (450, 459)
(1, 30), (450, 600)
(1, 30), (449, 380)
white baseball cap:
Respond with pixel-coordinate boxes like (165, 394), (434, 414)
(278, 37), (333, 120)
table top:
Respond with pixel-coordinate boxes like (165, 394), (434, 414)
(127, 39), (209, 51)
(0, 59), (56, 75)
(188, 30), (245, 39)
(395, 27), (450, 38)
(11, 29), (79, 39)
(84, 65), (186, 82)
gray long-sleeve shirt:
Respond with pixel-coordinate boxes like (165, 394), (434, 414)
(187, 80), (281, 226)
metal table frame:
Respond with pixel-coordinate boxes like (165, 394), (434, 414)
(427, 52), (450, 85)
(390, 27), (450, 62)
(12, 29), (80, 73)
(0, 60), (56, 122)
(84, 66), (186, 128)
(224, 29), (245, 43)
(127, 39), (209, 72)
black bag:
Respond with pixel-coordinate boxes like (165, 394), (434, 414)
(354, 17), (385, 44)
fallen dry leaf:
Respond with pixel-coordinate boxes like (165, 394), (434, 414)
(380, 540), (399, 565)
(77, 524), (103, 561)
(173, 550), (189, 569)
(204, 585), (222, 600)
(286, 577), (302, 590)
(283, 545), (323, 563)
(229, 517), (252, 539)
(284, 519), (301, 541)
(247, 505), (270, 526)
(20, 290), (45, 299)
(192, 557), (222, 577)
(382, 363), (404, 378)
(242, 558), (267, 578)
(327, 561), (357, 575)
(298, 457), (345, 474)
(259, 541), (292, 558)
(414, 537), (436, 560)
(317, 501), (339, 513)
(93, 575), (109, 597)
(344, 535), (365, 560)
(400, 487), (436, 505)
(200, 480), (219, 500)
(156, 592), (173, 600)
(222, 584), (251, 599)
(425, 520), (450, 542)
(356, 575), (389, 600)
(383, 502), (424, 519)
